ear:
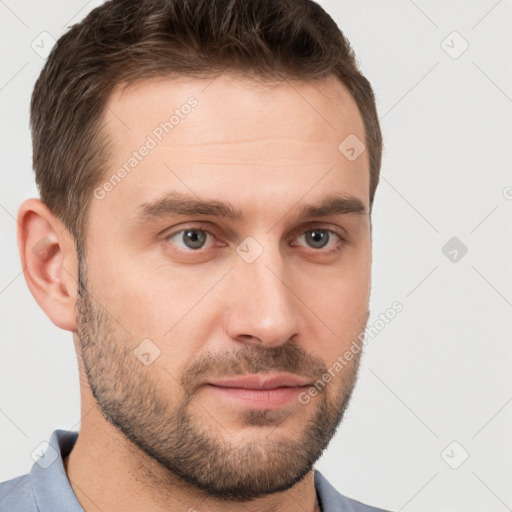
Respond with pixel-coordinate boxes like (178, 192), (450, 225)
(17, 198), (79, 331)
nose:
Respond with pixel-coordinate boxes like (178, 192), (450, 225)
(224, 244), (300, 348)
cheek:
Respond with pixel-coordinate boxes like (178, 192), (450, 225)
(92, 264), (219, 378)
(295, 246), (371, 359)
(302, 278), (369, 340)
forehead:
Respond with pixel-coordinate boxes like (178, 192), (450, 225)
(105, 73), (365, 147)
(93, 73), (369, 227)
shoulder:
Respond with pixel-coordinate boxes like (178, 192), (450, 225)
(0, 473), (37, 511)
(314, 470), (393, 512)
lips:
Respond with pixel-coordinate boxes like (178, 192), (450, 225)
(207, 373), (313, 390)
(202, 374), (314, 410)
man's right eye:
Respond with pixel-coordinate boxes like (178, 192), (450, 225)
(164, 227), (216, 251)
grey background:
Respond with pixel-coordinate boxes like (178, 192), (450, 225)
(1, 1), (511, 511)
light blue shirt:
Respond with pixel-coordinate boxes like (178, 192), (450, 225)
(0, 429), (391, 511)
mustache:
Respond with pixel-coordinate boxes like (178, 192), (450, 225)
(180, 340), (327, 394)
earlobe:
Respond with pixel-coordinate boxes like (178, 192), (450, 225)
(17, 198), (79, 332)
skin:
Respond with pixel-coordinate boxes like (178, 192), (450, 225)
(18, 73), (372, 512)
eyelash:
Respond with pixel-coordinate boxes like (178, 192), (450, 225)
(163, 224), (348, 254)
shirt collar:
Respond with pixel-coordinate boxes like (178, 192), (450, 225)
(30, 429), (83, 512)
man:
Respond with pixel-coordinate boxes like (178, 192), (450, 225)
(1, 0), (390, 510)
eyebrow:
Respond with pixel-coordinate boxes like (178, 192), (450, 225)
(131, 191), (367, 224)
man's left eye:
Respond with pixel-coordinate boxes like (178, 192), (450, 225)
(295, 229), (341, 250)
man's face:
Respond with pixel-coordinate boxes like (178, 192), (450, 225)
(75, 74), (371, 500)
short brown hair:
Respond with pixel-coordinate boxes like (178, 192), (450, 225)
(31, 0), (382, 246)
